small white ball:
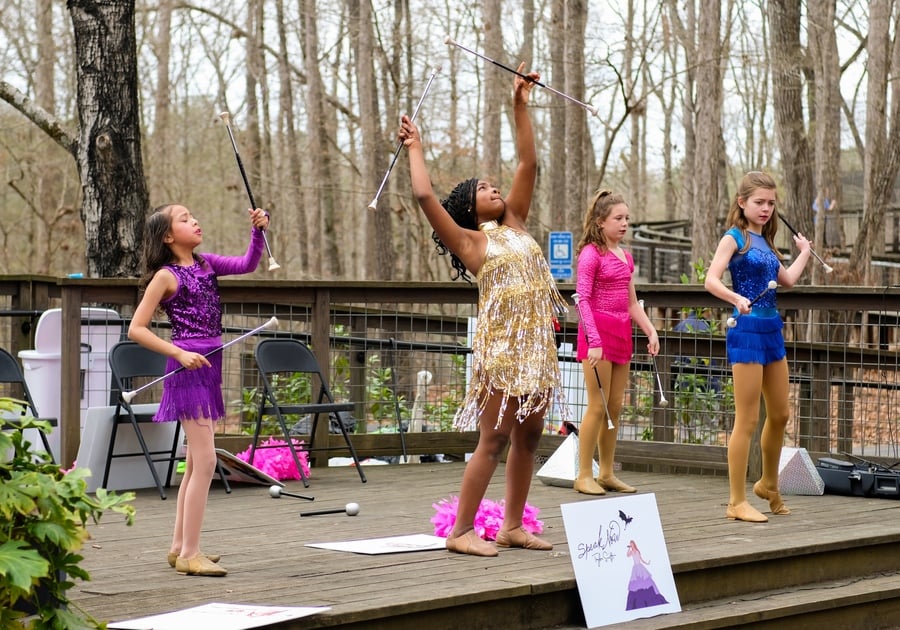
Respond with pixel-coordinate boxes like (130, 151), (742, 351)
(268, 485), (281, 498)
(346, 502), (360, 516)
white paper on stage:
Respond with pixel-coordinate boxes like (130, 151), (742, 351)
(108, 602), (330, 630)
(305, 533), (446, 554)
(561, 494), (681, 628)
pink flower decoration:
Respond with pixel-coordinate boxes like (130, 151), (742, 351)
(431, 495), (544, 541)
(236, 437), (310, 481)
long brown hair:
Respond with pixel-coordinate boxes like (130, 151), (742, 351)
(576, 189), (627, 256)
(725, 171), (783, 258)
(138, 204), (204, 289)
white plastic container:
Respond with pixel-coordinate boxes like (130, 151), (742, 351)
(18, 308), (124, 460)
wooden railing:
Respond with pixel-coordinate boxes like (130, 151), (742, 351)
(1, 276), (899, 476)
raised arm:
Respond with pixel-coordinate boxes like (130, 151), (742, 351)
(504, 62), (538, 225)
(203, 209), (269, 277)
(399, 116), (483, 273)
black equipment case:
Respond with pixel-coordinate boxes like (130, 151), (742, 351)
(816, 456), (900, 499)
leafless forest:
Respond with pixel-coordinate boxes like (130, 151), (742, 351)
(0, 1), (894, 283)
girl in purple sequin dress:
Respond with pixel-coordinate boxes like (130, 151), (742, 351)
(129, 204), (269, 576)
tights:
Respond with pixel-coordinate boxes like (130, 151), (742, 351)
(170, 417), (216, 559)
(728, 359), (790, 504)
(449, 392), (544, 538)
(578, 360), (630, 480)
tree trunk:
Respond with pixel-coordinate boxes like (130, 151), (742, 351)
(351, 0), (390, 280)
(565, 0), (587, 232)
(690, 0), (723, 268)
(68, 0), (147, 277)
(301, 0), (326, 277)
(275, 0), (306, 273)
(481, 0), (503, 181)
(808, 0), (843, 264)
(851, 0), (899, 284)
(769, 0), (814, 244)
(548, 0), (566, 229)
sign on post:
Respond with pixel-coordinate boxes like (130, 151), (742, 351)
(548, 231), (573, 281)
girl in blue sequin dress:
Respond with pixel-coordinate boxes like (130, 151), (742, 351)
(705, 172), (811, 523)
(129, 204), (269, 575)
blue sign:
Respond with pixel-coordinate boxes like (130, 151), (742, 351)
(548, 231), (573, 280)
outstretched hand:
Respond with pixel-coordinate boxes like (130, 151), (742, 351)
(513, 62), (539, 105)
(398, 115), (422, 149)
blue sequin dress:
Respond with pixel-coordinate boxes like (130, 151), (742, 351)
(724, 228), (786, 366)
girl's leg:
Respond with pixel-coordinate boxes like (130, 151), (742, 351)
(169, 427), (192, 556)
(597, 361), (635, 492)
(446, 393), (511, 556)
(497, 406), (553, 550)
(754, 359), (791, 514)
(727, 363), (767, 521)
(575, 360), (606, 494)
(501, 410), (545, 531)
(177, 417), (217, 560)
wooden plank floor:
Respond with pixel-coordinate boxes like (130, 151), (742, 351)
(69, 462), (900, 628)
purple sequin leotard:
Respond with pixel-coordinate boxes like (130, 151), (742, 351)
(153, 228), (265, 422)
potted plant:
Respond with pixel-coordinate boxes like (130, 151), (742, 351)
(0, 398), (135, 629)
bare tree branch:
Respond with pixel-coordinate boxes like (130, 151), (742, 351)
(0, 80), (77, 155)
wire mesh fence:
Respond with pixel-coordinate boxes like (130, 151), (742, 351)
(1, 280), (898, 462)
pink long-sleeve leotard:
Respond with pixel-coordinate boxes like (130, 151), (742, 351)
(575, 244), (635, 365)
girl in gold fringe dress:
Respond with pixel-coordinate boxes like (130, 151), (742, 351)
(399, 63), (568, 557)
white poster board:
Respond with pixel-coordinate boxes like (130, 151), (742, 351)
(561, 494), (680, 628)
(108, 602), (330, 630)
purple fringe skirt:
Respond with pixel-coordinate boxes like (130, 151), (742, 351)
(726, 314), (786, 366)
(153, 336), (224, 422)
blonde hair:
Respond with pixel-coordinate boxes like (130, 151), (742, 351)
(576, 190), (627, 256)
(725, 171), (783, 258)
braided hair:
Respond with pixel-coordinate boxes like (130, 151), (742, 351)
(435, 177), (479, 282)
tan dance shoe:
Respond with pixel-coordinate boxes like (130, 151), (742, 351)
(574, 477), (606, 495)
(754, 481), (791, 515)
(597, 475), (637, 493)
(175, 554), (228, 576)
(725, 501), (768, 523)
(167, 551), (221, 568)
(445, 530), (498, 557)
(495, 526), (553, 551)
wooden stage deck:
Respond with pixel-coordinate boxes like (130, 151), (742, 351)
(70, 462), (900, 629)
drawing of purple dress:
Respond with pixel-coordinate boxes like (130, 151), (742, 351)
(625, 543), (669, 610)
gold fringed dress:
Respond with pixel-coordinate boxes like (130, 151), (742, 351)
(454, 221), (571, 431)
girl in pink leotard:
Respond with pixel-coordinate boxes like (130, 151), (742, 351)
(573, 190), (659, 496)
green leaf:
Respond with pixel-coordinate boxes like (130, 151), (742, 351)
(0, 540), (50, 592)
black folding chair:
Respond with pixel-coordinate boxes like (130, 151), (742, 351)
(104, 341), (231, 500)
(250, 338), (366, 487)
(0, 347), (57, 463)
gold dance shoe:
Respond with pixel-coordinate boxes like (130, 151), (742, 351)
(167, 551), (221, 568)
(574, 477), (606, 495)
(495, 527), (553, 550)
(754, 481), (791, 515)
(445, 530), (498, 557)
(725, 501), (768, 523)
(175, 554), (228, 576)
(597, 476), (637, 493)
